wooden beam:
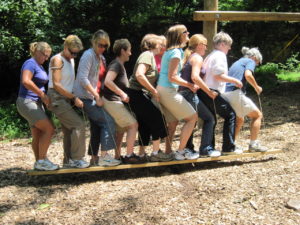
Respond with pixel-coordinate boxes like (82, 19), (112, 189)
(27, 149), (283, 176)
(194, 11), (300, 22)
(203, 0), (218, 52)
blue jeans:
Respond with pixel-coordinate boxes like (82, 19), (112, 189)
(81, 99), (116, 155)
(197, 89), (236, 152)
(180, 90), (215, 151)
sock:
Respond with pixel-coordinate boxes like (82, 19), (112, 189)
(250, 140), (257, 145)
(139, 154), (145, 157)
(126, 153), (133, 157)
(152, 151), (159, 155)
(178, 150), (185, 154)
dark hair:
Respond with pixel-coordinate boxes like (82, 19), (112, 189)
(112, 39), (131, 56)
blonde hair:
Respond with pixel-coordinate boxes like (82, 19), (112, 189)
(140, 34), (161, 52)
(183, 34), (207, 64)
(91, 29), (110, 49)
(241, 47), (263, 64)
(113, 39), (131, 56)
(213, 31), (232, 47)
(64, 35), (83, 50)
(165, 24), (187, 49)
(29, 42), (51, 57)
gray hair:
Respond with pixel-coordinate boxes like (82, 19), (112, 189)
(213, 31), (233, 47)
(241, 47), (263, 64)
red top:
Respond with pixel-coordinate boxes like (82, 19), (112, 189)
(97, 60), (106, 93)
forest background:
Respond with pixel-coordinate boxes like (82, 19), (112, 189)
(1, 0), (300, 137)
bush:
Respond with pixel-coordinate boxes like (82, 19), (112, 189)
(0, 102), (29, 139)
(255, 62), (280, 89)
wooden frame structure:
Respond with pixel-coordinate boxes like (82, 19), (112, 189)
(195, 0), (300, 51)
(28, 150), (283, 176)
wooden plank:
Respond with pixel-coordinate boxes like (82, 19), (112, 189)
(203, 0), (218, 52)
(27, 149), (283, 176)
(194, 11), (300, 22)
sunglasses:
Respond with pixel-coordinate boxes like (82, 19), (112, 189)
(68, 48), (79, 57)
(98, 43), (109, 49)
(182, 30), (189, 34)
(40, 51), (50, 58)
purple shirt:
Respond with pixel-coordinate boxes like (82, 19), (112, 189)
(18, 58), (49, 101)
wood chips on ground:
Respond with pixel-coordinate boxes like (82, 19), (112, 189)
(0, 82), (299, 225)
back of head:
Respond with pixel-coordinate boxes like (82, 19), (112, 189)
(140, 34), (160, 52)
(241, 47), (263, 64)
(91, 29), (110, 48)
(64, 35), (83, 50)
(213, 31), (232, 47)
(29, 42), (52, 57)
(166, 24), (187, 49)
(113, 39), (131, 56)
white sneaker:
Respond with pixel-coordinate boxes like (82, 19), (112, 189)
(64, 159), (89, 168)
(174, 151), (185, 160)
(98, 154), (121, 167)
(249, 141), (268, 152)
(34, 159), (59, 171)
(222, 146), (244, 155)
(184, 148), (199, 159)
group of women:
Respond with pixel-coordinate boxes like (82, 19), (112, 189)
(17, 24), (267, 171)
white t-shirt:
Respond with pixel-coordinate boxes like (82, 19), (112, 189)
(202, 49), (228, 93)
(48, 53), (75, 93)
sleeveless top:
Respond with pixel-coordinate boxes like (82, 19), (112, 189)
(48, 53), (75, 93)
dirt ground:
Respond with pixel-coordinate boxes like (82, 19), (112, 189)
(0, 82), (299, 225)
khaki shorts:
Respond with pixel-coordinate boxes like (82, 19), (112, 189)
(151, 97), (177, 123)
(102, 97), (137, 129)
(156, 86), (196, 121)
(16, 97), (48, 127)
(222, 89), (259, 118)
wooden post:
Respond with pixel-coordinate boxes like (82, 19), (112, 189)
(203, 0), (218, 51)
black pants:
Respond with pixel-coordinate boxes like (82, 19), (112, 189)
(197, 89), (236, 152)
(127, 89), (168, 146)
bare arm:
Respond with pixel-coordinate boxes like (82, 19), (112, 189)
(215, 73), (243, 89)
(104, 70), (129, 103)
(190, 54), (218, 99)
(51, 57), (83, 107)
(168, 58), (198, 93)
(22, 70), (50, 106)
(244, 69), (262, 95)
(135, 63), (159, 102)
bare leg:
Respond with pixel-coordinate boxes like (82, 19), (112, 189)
(33, 119), (54, 160)
(125, 122), (138, 155)
(30, 127), (41, 161)
(178, 113), (197, 150)
(247, 110), (262, 141)
(139, 145), (146, 156)
(152, 139), (160, 152)
(165, 120), (178, 154)
(235, 116), (244, 140)
(115, 131), (125, 159)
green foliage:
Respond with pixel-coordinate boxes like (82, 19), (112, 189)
(0, 103), (29, 139)
(277, 72), (300, 82)
(278, 53), (300, 72)
(255, 62), (280, 89)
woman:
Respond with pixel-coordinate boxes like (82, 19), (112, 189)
(102, 39), (142, 164)
(73, 30), (121, 167)
(48, 35), (89, 168)
(223, 47), (267, 152)
(16, 42), (58, 171)
(127, 34), (173, 162)
(156, 24), (199, 160)
(154, 35), (166, 73)
(179, 34), (220, 157)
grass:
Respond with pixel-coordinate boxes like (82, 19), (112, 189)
(277, 72), (300, 82)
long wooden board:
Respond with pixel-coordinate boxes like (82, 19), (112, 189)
(27, 149), (283, 176)
(193, 11), (300, 22)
